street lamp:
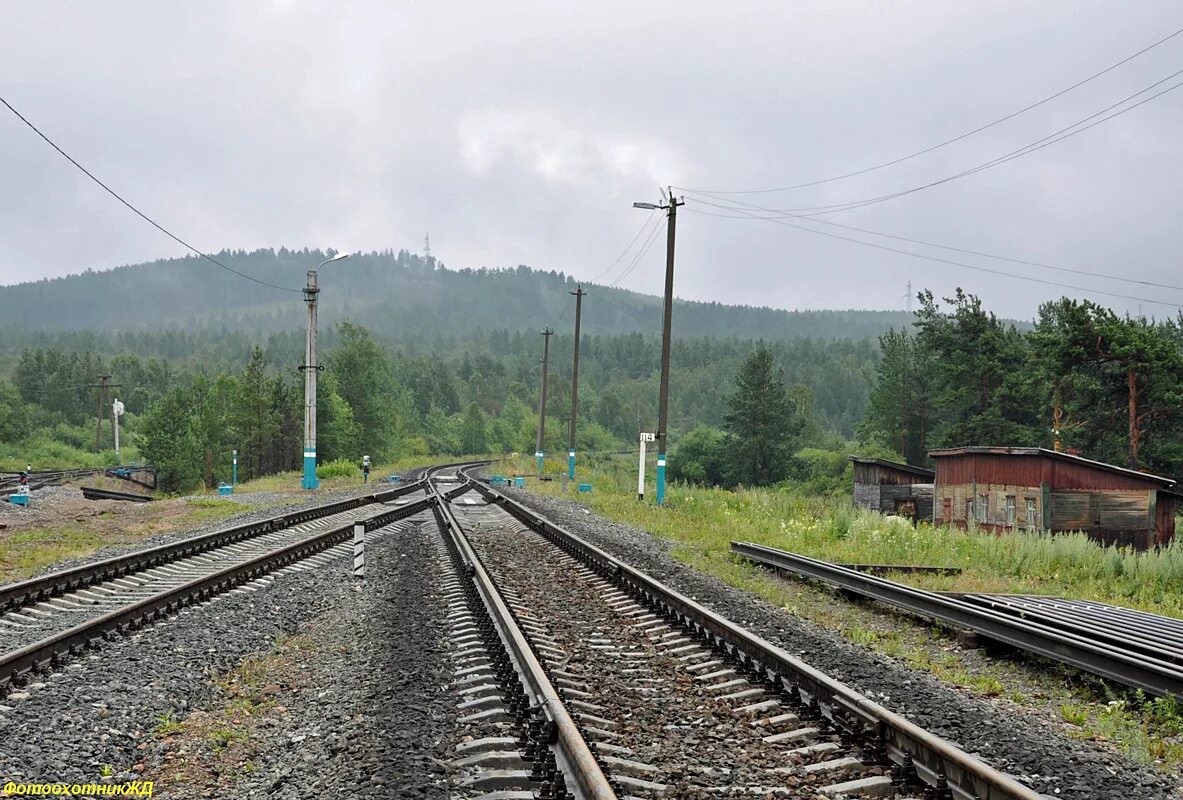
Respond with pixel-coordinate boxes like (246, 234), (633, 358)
(302, 251), (352, 490)
(633, 190), (683, 506)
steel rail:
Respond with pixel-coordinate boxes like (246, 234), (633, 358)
(463, 474), (1045, 800)
(432, 483), (617, 800)
(731, 541), (1183, 701)
(1, 494), (435, 690)
(80, 486), (153, 503)
(0, 479), (426, 612)
(0, 459), (486, 613)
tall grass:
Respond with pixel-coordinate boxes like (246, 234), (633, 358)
(512, 454), (1183, 618)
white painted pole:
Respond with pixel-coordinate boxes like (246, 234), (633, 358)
(352, 522), (365, 578)
(637, 436), (647, 501)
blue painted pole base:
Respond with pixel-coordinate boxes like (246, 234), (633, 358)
(302, 453), (319, 490)
(656, 453), (667, 506)
(535, 451), (544, 476)
(568, 449), (576, 481)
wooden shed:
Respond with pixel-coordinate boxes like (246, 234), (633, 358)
(849, 456), (935, 523)
(929, 447), (1177, 549)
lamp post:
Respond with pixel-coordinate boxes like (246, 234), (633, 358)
(633, 190), (683, 506)
(302, 251), (351, 490)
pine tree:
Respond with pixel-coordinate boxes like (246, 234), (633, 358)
(723, 346), (802, 486)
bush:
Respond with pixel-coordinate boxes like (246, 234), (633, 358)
(316, 459), (359, 479)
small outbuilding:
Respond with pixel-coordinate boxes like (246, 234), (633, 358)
(849, 456), (935, 523)
(929, 447), (1177, 549)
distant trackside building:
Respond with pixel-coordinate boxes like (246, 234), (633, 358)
(849, 456), (935, 523)
(929, 447), (1177, 549)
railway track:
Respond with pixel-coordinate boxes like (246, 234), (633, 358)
(435, 469), (1046, 800)
(731, 542), (1183, 700)
(0, 466), (155, 495)
(0, 462), (478, 692)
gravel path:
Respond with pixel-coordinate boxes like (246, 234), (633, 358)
(0, 513), (452, 799)
(502, 486), (1183, 800)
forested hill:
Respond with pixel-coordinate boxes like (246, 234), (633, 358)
(0, 247), (909, 341)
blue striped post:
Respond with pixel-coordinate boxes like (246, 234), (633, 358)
(656, 452), (667, 505)
(568, 448), (576, 481)
(535, 450), (544, 476)
(302, 449), (318, 490)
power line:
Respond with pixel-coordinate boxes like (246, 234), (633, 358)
(683, 195), (1183, 292)
(589, 210), (660, 283)
(0, 95), (301, 293)
(682, 203), (1183, 309)
(683, 69), (1183, 218)
(612, 215), (666, 287)
(682, 24), (1183, 194)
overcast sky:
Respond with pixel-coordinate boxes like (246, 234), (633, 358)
(3, 1), (1182, 319)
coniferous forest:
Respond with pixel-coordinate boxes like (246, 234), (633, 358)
(2, 249), (1181, 492)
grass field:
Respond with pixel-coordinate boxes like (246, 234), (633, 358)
(501, 451), (1183, 769)
(506, 452), (1183, 619)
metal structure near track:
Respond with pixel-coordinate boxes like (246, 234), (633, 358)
(731, 541), (1183, 700)
(0, 466), (156, 495)
(461, 469), (1045, 800)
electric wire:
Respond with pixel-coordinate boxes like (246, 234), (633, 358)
(681, 69), (1183, 218)
(682, 204), (1182, 309)
(0, 95), (301, 293)
(588, 209), (660, 283)
(611, 214), (666, 287)
(683, 195), (1183, 292)
(682, 24), (1183, 194)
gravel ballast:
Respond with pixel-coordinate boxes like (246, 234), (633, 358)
(502, 485), (1182, 800)
(0, 513), (453, 799)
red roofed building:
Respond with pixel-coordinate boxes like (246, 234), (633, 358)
(929, 447), (1177, 549)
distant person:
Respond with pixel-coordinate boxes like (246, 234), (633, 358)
(362, 455), (371, 484)
(17, 471), (29, 495)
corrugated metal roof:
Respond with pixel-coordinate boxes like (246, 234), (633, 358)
(927, 447), (1175, 488)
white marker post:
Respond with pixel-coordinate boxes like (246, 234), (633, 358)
(638, 432), (655, 501)
(352, 522), (365, 578)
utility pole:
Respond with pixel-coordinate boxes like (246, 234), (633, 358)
(535, 325), (554, 477)
(567, 285), (585, 482)
(300, 252), (351, 490)
(89, 375), (121, 451)
(906, 280), (913, 314)
(302, 270), (321, 490)
(424, 232), (431, 260)
(634, 188), (684, 505)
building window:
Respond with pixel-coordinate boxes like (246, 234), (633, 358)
(977, 494), (988, 522)
(1026, 498), (1038, 530)
(966, 500), (974, 523)
(1005, 496), (1016, 527)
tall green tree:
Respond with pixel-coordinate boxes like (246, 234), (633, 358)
(459, 402), (488, 454)
(859, 328), (931, 464)
(138, 383), (203, 493)
(723, 346), (802, 485)
(913, 290), (1038, 448)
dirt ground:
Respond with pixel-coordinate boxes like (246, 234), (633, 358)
(0, 482), (262, 583)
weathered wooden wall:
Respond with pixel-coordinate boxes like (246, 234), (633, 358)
(853, 482), (881, 511)
(880, 483), (934, 522)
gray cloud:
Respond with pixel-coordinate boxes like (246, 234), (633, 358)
(2, 0), (1181, 319)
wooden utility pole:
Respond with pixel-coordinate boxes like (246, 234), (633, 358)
(567, 286), (585, 483)
(535, 326), (553, 477)
(655, 190), (684, 505)
(89, 375), (121, 451)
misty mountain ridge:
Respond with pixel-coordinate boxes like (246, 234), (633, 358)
(0, 247), (913, 341)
